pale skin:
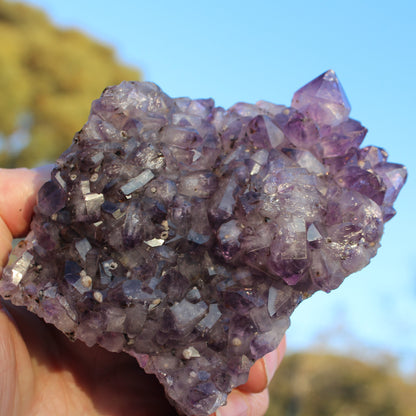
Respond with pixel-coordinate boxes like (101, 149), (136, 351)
(0, 167), (286, 416)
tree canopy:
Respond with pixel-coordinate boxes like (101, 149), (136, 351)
(0, 0), (141, 167)
(267, 352), (416, 416)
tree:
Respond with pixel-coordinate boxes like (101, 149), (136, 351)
(0, 0), (141, 168)
(267, 352), (416, 416)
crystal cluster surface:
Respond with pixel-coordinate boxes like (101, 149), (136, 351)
(0, 70), (407, 415)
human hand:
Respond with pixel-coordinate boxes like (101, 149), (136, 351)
(0, 167), (285, 416)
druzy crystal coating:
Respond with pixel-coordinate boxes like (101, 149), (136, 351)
(0, 71), (407, 415)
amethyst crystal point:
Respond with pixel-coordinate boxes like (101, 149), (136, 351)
(0, 72), (407, 416)
(292, 69), (351, 126)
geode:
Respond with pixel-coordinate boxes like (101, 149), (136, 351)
(0, 71), (407, 415)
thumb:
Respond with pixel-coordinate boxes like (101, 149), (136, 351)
(0, 166), (52, 238)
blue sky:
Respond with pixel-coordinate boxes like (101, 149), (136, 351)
(17, 0), (416, 373)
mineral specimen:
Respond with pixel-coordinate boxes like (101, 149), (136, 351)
(0, 70), (407, 415)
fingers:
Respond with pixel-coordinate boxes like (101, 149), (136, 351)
(0, 166), (52, 238)
(238, 357), (268, 394)
(213, 336), (286, 416)
(263, 335), (286, 384)
(216, 388), (269, 416)
(238, 335), (286, 393)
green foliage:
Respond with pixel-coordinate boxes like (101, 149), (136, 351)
(0, 0), (141, 167)
(267, 352), (416, 416)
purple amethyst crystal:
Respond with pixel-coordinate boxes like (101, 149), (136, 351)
(0, 71), (407, 415)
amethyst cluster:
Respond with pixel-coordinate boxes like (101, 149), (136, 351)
(0, 71), (406, 415)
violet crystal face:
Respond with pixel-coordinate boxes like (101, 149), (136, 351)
(0, 70), (407, 415)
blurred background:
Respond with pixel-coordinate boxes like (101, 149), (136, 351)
(1, 0), (415, 414)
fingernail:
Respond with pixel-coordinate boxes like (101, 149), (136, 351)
(31, 165), (54, 186)
(32, 164), (54, 178)
(216, 392), (249, 416)
(263, 350), (279, 385)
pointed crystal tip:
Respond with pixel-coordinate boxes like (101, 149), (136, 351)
(291, 70), (351, 127)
